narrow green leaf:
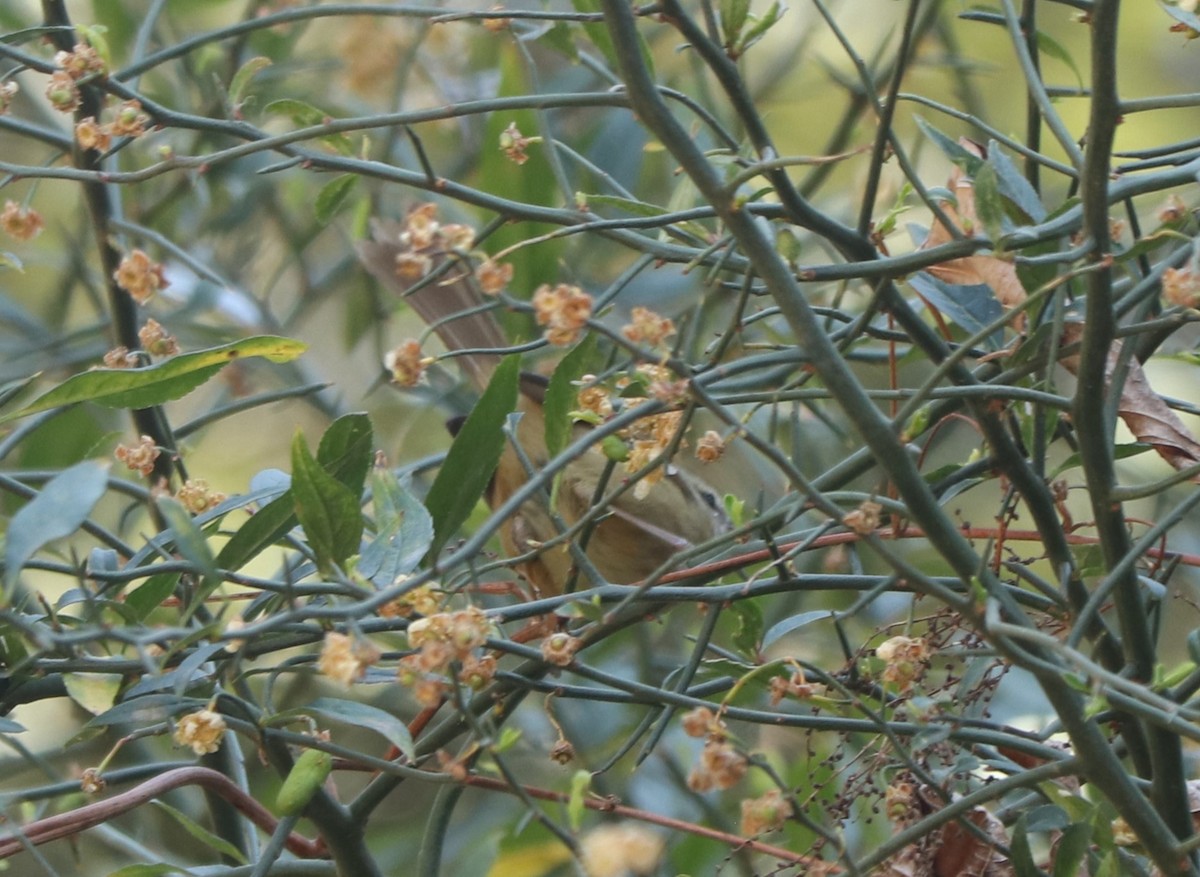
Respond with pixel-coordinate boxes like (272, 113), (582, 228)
(154, 800), (248, 865)
(762, 610), (834, 650)
(544, 333), (596, 459)
(425, 355), (520, 558)
(4, 460), (110, 593)
(314, 174), (359, 225)
(0, 336), (307, 423)
(156, 496), (218, 583)
(291, 432), (363, 574)
(737, 0), (786, 54)
(273, 697), (414, 759)
(986, 140), (1045, 221)
(85, 694), (206, 729)
(907, 273), (1004, 349)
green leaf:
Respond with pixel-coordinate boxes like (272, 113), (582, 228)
(971, 162), (1005, 243)
(124, 573), (180, 621)
(986, 140), (1045, 222)
(214, 488), (295, 573)
(228, 55), (272, 108)
(63, 673), (122, 716)
(721, 0), (751, 47)
(567, 770), (591, 831)
(1036, 30), (1083, 89)
(762, 610), (834, 650)
(262, 98), (353, 155)
(154, 800), (248, 865)
(730, 599), (763, 660)
(914, 116), (984, 175)
(273, 697), (414, 759)
(1053, 822), (1092, 877)
(358, 470), (434, 585)
(314, 174), (359, 225)
(156, 496), (218, 583)
(737, 0), (786, 54)
(291, 432), (363, 574)
(104, 865), (189, 877)
(425, 355), (520, 559)
(544, 333), (597, 459)
(4, 460), (110, 594)
(85, 693), (206, 729)
(317, 412), (374, 498)
(907, 273), (1004, 349)
(0, 336), (306, 423)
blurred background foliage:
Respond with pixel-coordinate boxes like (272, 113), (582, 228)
(3, 1), (1200, 875)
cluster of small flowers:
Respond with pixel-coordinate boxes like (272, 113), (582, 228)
(76, 100), (150, 153)
(45, 42), (107, 112)
(378, 581), (442, 619)
(532, 282), (593, 346)
(739, 788), (793, 836)
(176, 478), (226, 514)
(621, 306), (676, 348)
(0, 200), (44, 241)
(0, 81), (17, 115)
(579, 823), (664, 877)
(768, 666), (821, 706)
(115, 435), (160, 476)
(102, 346), (139, 368)
(113, 248), (169, 304)
(681, 706), (748, 792)
(384, 338), (430, 388)
(842, 499), (882, 535)
(875, 634), (931, 692)
(499, 121), (539, 165)
(318, 631), (382, 687)
(397, 606), (497, 707)
(138, 318), (180, 357)
(1163, 266), (1200, 309)
(173, 708), (227, 755)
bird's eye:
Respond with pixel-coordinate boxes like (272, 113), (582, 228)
(699, 488), (722, 512)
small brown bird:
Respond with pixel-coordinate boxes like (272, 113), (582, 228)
(359, 213), (729, 596)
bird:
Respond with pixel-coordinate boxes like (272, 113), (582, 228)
(358, 210), (729, 596)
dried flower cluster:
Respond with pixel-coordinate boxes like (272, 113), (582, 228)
(384, 339), (429, 387)
(115, 435), (161, 476)
(740, 788), (793, 836)
(499, 121), (539, 165)
(682, 706), (748, 791)
(397, 606), (497, 707)
(378, 581), (442, 619)
(579, 823), (664, 877)
(875, 634), (931, 692)
(138, 318), (180, 357)
(318, 631), (381, 686)
(621, 306), (676, 348)
(1163, 266), (1200, 309)
(532, 282), (593, 346)
(176, 479), (226, 514)
(842, 499), (882, 535)
(1, 200), (44, 241)
(173, 708), (227, 755)
(114, 249), (169, 304)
